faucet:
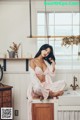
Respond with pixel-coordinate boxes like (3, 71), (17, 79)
(70, 76), (79, 90)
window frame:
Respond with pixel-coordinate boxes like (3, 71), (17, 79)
(37, 12), (80, 68)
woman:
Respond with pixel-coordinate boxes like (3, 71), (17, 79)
(27, 44), (66, 100)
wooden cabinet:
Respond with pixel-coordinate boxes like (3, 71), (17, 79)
(32, 103), (54, 120)
(0, 85), (13, 107)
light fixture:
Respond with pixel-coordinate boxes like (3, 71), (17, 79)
(62, 35), (80, 46)
(62, 35), (80, 58)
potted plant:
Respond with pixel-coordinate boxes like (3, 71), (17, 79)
(7, 42), (21, 58)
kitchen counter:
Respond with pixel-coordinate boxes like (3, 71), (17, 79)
(32, 98), (57, 103)
(31, 89), (80, 120)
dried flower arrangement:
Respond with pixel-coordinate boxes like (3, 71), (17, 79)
(62, 35), (80, 46)
(7, 42), (21, 58)
(10, 42), (21, 53)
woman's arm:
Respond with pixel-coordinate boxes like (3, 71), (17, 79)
(29, 59), (45, 83)
(49, 58), (56, 72)
(44, 58), (55, 77)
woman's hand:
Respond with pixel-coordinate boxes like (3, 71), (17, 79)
(49, 57), (55, 63)
(49, 58), (56, 72)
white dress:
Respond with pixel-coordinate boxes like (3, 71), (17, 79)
(28, 60), (66, 99)
(27, 60), (66, 120)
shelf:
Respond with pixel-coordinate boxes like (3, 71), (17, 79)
(0, 58), (32, 71)
(27, 35), (67, 38)
(0, 58), (32, 60)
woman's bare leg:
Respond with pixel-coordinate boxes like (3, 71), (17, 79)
(32, 91), (44, 100)
(49, 90), (64, 98)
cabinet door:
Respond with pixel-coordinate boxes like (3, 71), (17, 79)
(32, 103), (54, 120)
(0, 92), (2, 107)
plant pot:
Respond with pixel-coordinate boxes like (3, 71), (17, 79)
(8, 51), (15, 58)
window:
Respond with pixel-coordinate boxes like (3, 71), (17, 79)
(37, 12), (80, 68)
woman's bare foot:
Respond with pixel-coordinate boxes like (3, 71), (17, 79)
(32, 93), (40, 98)
(32, 91), (44, 100)
(40, 96), (44, 101)
(53, 90), (64, 97)
(58, 91), (64, 96)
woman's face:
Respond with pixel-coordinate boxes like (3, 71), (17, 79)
(41, 48), (51, 57)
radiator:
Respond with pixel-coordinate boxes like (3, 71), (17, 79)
(58, 111), (80, 120)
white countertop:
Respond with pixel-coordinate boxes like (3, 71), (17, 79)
(32, 98), (57, 103)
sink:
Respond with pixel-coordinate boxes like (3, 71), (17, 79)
(58, 89), (80, 106)
(63, 90), (80, 96)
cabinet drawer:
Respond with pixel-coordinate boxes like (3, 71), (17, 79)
(3, 90), (11, 97)
(0, 97), (2, 103)
(0, 102), (2, 107)
(3, 96), (11, 102)
(3, 102), (11, 107)
(0, 92), (2, 97)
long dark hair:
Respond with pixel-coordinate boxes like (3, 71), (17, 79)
(34, 44), (55, 64)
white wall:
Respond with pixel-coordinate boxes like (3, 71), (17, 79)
(0, 1), (80, 120)
(0, 1), (37, 58)
(0, 1), (79, 58)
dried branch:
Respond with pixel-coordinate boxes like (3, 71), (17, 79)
(9, 42), (21, 52)
(62, 35), (80, 46)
